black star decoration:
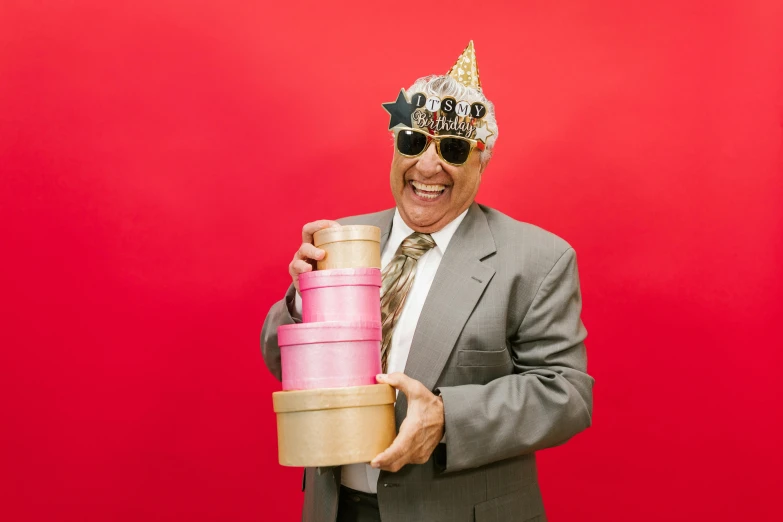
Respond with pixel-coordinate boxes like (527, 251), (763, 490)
(382, 89), (414, 130)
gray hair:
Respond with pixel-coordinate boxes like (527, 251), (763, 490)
(405, 75), (498, 164)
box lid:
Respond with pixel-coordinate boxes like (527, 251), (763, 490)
(277, 321), (381, 346)
(313, 225), (381, 247)
(273, 384), (395, 413)
(299, 267), (382, 291)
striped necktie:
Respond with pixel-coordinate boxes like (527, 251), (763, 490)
(379, 232), (436, 372)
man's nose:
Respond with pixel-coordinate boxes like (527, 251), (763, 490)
(416, 142), (442, 176)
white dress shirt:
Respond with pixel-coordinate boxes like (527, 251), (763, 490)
(292, 208), (467, 492)
(338, 208), (468, 493)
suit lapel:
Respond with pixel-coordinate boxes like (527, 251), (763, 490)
(371, 209), (394, 253)
(395, 203), (496, 420)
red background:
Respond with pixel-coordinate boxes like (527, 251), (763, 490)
(2, 1), (782, 520)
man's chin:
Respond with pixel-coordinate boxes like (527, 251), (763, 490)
(399, 205), (450, 233)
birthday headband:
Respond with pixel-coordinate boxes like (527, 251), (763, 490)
(382, 40), (494, 145)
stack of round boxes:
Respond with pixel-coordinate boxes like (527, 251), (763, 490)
(272, 226), (396, 467)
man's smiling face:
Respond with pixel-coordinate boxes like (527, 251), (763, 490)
(390, 133), (487, 233)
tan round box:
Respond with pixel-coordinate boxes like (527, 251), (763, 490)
(313, 225), (381, 270)
(273, 384), (396, 467)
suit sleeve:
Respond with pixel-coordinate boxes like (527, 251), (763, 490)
(260, 284), (301, 382)
(436, 247), (594, 472)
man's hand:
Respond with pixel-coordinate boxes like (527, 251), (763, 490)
(289, 220), (341, 293)
(371, 373), (445, 472)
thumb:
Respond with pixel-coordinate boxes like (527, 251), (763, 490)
(376, 372), (419, 398)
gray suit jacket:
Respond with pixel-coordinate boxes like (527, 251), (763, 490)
(261, 203), (594, 522)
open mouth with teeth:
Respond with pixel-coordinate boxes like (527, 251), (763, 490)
(409, 180), (448, 200)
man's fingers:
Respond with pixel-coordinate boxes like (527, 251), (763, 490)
(302, 220), (341, 244)
(296, 243), (325, 262)
(371, 416), (417, 469)
(379, 452), (410, 473)
(289, 259), (313, 277)
(376, 372), (420, 399)
(289, 219), (337, 291)
(371, 434), (409, 469)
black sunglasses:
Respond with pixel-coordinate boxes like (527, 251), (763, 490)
(395, 127), (484, 166)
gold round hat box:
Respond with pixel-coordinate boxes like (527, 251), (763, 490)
(313, 225), (381, 270)
(273, 384), (396, 467)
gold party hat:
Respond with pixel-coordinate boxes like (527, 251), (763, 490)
(447, 40), (482, 91)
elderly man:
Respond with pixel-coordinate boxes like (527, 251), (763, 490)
(261, 41), (593, 522)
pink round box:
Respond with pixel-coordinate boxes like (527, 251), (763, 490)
(277, 321), (382, 391)
(299, 268), (382, 323)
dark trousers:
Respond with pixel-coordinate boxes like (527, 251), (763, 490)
(336, 486), (381, 522)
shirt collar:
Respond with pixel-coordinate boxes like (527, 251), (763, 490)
(387, 207), (470, 256)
